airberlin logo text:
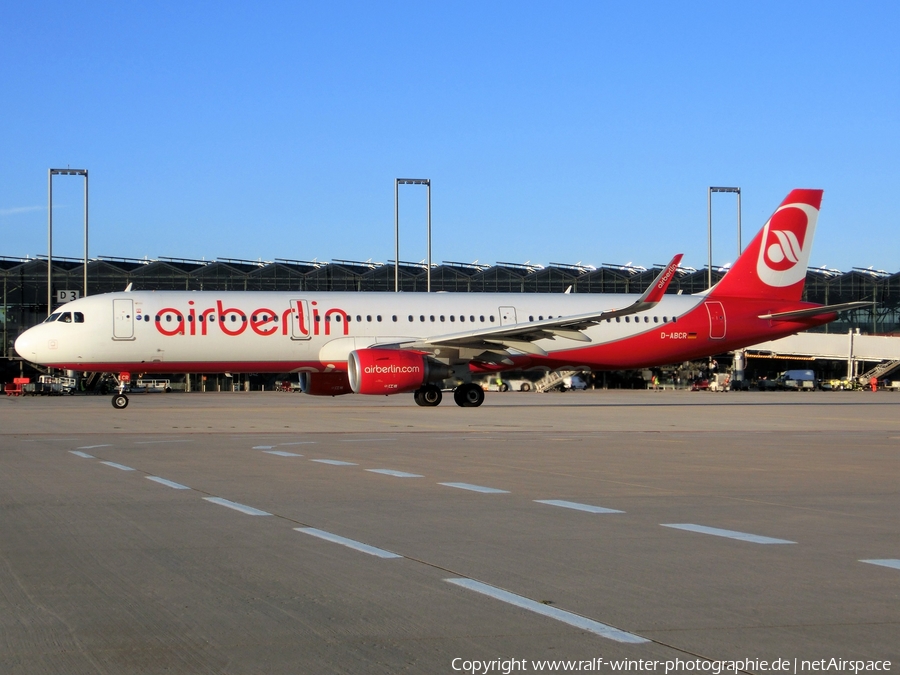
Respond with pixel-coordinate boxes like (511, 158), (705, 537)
(152, 300), (349, 338)
(364, 364), (421, 375)
(656, 260), (680, 289)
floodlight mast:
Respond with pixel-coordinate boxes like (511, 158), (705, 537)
(47, 168), (89, 316)
(394, 178), (432, 292)
(707, 186), (741, 289)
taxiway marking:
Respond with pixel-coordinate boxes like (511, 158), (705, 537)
(445, 578), (648, 643)
(100, 461), (136, 472)
(439, 482), (510, 494)
(366, 469), (424, 478)
(860, 559), (900, 570)
(203, 497), (272, 516)
(146, 476), (192, 490)
(535, 500), (624, 514)
(661, 523), (795, 544)
(295, 528), (402, 559)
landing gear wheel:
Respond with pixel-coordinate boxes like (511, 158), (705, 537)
(453, 383), (485, 408)
(112, 394), (129, 409)
(414, 385), (443, 407)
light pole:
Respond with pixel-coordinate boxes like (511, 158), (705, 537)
(394, 178), (431, 292)
(48, 168), (89, 316)
(707, 186), (741, 289)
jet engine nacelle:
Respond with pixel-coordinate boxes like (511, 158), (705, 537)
(348, 348), (451, 395)
(298, 371), (353, 396)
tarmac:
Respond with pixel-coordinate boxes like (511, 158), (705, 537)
(1, 389), (898, 674)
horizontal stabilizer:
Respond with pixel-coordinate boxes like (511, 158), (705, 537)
(759, 301), (870, 321)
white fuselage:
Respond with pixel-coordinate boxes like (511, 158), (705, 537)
(15, 290), (710, 374)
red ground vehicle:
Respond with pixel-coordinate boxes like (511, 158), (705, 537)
(4, 378), (30, 396)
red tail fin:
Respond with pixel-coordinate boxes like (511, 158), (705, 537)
(708, 189), (822, 302)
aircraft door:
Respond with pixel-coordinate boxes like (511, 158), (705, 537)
(289, 300), (312, 340)
(113, 299), (135, 340)
(499, 306), (517, 326)
(705, 301), (726, 340)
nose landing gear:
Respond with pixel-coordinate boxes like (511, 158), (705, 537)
(112, 371), (130, 409)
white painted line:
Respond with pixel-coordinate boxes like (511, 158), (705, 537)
(133, 440), (192, 445)
(69, 450), (95, 459)
(203, 497), (272, 516)
(311, 459), (358, 466)
(77, 444), (112, 450)
(366, 469), (424, 478)
(860, 559), (900, 570)
(146, 476), (191, 490)
(253, 445), (274, 450)
(100, 461), (135, 472)
(445, 578), (648, 643)
(661, 523), (795, 544)
(295, 528), (402, 558)
(439, 482), (510, 494)
(535, 500), (624, 514)
(263, 450), (303, 457)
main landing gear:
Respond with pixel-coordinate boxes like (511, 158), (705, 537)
(413, 382), (485, 408)
(112, 393), (129, 409)
(453, 383), (485, 407)
(413, 384), (443, 407)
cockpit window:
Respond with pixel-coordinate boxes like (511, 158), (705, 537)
(44, 312), (62, 323)
(74, 312), (85, 323)
(59, 312), (73, 323)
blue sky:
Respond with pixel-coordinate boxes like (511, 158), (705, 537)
(2, 2), (897, 272)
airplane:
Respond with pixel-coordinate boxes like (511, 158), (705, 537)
(14, 189), (866, 409)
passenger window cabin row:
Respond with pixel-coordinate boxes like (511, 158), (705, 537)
(147, 311), (678, 325)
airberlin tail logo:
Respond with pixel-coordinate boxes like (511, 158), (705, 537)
(756, 202), (818, 288)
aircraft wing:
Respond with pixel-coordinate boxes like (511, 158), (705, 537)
(382, 254), (683, 358)
(758, 301), (871, 321)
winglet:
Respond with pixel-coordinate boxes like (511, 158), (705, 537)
(639, 254), (683, 305)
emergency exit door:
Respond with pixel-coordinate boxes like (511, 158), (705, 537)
(499, 306), (517, 326)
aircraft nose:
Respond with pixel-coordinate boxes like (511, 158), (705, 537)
(14, 329), (37, 360)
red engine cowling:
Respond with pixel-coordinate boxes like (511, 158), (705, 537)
(298, 371), (353, 396)
(348, 349), (448, 395)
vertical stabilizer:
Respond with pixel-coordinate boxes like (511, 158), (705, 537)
(708, 189), (822, 302)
